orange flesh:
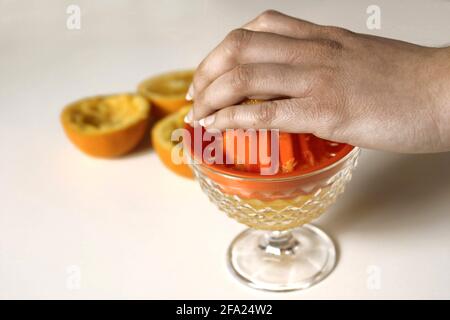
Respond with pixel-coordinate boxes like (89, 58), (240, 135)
(279, 132), (297, 173)
(298, 134), (316, 167)
(138, 70), (194, 118)
(186, 125), (353, 178)
(61, 94), (150, 158)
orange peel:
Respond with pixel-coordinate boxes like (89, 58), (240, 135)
(61, 94), (150, 158)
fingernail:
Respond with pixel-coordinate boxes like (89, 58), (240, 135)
(184, 109), (193, 123)
(199, 114), (215, 127)
(185, 83), (194, 101)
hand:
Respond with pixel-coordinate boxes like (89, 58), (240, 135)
(186, 10), (450, 153)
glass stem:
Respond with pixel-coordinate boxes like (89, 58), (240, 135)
(259, 230), (299, 256)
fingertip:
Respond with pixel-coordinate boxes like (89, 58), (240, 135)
(184, 109), (193, 124)
(185, 83), (194, 101)
(199, 114), (216, 128)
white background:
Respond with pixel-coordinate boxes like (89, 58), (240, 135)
(1, 0), (450, 299)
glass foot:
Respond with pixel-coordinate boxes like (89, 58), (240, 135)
(227, 224), (336, 292)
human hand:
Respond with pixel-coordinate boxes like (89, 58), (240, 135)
(185, 10), (450, 153)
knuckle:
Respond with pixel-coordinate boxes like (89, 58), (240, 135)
(225, 106), (238, 123)
(322, 26), (353, 39)
(323, 38), (344, 51)
(289, 39), (343, 65)
(224, 28), (253, 55)
(313, 39), (343, 54)
(230, 65), (252, 90)
(255, 101), (278, 125)
(255, 10), (281, 26)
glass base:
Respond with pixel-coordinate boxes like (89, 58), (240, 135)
(227, 224), (336, 292)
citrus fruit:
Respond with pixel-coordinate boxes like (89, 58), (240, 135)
(152, 105), (193, 178)
(217, 99), (299, 174)
(138, 69), (194, 118)
(61, 94), (151, 158)
(186, 124), (353, 177)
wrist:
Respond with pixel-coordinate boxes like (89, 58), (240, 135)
(426, 47), (450, 150)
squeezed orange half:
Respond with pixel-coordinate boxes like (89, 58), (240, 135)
(61, 94), (150, 158)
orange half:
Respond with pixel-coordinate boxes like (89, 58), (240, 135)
(138, 69), (194, 118)
(61, 94), (151, 158)
(152, 105), (193, 178)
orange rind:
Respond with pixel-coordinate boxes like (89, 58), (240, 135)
(152, 105), (193, 178)
(61, 94), (150, 158)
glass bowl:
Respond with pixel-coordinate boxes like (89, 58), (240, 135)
(190, 143), (360, 292)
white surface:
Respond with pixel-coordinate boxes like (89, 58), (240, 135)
(1, 0), (450, 299)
